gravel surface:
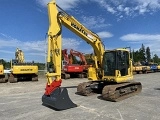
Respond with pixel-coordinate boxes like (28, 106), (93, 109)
(0, 73), (160, 120)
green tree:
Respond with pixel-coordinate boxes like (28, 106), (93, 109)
(139, 44), (146, 61)
(133, 50), (140, 62)
(0, 59), (9, 69)
(35, 63), (45, 70)
(153, 54), (159, 63)
(5, 62), (11, 69)
(146, 47), (151, 62)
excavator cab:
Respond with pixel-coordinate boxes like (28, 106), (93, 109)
(103, 50), (129, 77)
(11, 59), (18, 66)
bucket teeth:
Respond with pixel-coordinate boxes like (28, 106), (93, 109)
(42, 87), (77, 110)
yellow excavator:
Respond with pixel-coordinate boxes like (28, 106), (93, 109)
(8, 48), (38, 83)
(0, 59), (7, 83)
(42, 0), (142, 110)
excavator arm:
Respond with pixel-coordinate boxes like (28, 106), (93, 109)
(62, 49), (72, 65)
(62, 49), (69, 64)
(15, 48), (25, 63)
(42, 1), (77, 110)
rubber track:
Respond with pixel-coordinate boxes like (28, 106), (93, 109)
(102, 82), (142, 102)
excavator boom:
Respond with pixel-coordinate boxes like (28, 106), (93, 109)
(15, 48), (25, 63)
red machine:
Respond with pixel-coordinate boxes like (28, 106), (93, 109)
(70, 49), (90, 73)
(61, 49), (84, 79)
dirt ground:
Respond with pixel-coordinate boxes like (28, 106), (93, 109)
(0, 73), (160, 120)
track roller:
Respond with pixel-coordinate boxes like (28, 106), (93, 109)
(32, 74), (38, 81)
(76, 82), (95, 96)
(61, 73), (70, 79)
(78, 74), (84, 78)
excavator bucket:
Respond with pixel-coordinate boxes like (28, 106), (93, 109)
(42, 87), (77, 110)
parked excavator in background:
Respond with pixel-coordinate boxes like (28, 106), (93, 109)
(0, 59), (7, 83)
(157, 64), (160, 71)
(42, 0), (142, 110)
(8, 48), (38, 83)
(84, 53), (95, 65)
(147, 62), (158, 72)
(132, 62), (150, 74)
(84, 53), (95, 60)
(61, 49), (84, 79)
(70, 49), (90, 77)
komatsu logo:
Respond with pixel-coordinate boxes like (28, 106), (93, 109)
(20, 69), (33, 71)
(71, 23), (88, 36)
(71, 22), (94, 40)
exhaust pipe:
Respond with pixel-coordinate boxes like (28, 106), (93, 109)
(42, 87), (77, 110)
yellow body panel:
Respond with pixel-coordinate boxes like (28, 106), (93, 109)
(146, 66), (151, 71)
(102, 75), (133, 83)
(88, 65), (133, 83)
(12, 65), (38, 74)
(133, 66), (143, 71)
(133, 65), (150, 72)
(88, 67), (98, 80)
(0, 65), (4, 75)
(158, 65), (160, 70)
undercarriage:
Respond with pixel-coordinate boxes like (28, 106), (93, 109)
(8, 73), (38, 83)
(61, 72), (87, 79)
(0, 75), (7, 83)
(77, 81), (142, 101)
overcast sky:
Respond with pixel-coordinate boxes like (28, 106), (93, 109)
(0, 0), (160, 63)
